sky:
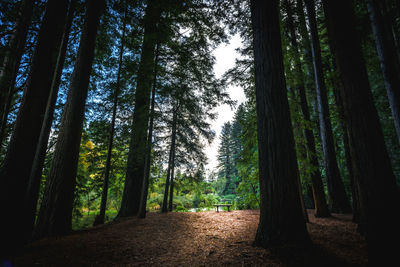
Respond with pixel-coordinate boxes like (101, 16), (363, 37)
(204, 34), (246, 173)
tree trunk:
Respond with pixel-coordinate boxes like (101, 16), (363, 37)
(327, 58), (361, 223)
(118, 0), (162, 217)
(323, 0), (400, 264)
(162, 109), (177, 213)
(34, 0), (105, 238)
(22, 0), (76, 240)
(0, 0), (69, 255)
(304, 0), (351, 214)
(250, 0), (310, 248)
(0, 0), (34, 149)
(366, 0), (400, 146)
(284, 0), (330, 218)
(138, 43), (160, 219)
(94, 5), (127, 226)
(168, 136), (177, 212)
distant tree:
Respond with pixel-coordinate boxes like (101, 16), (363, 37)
(217, 122), (235, 195)
(250, 0), (310, 247)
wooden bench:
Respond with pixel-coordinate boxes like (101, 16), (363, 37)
(214, 204), (232, 212)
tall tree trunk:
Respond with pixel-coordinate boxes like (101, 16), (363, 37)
(118, 0), (162, 217)
(94, 5), (127, 226)
(162, 109), (177, 213)
(323, 0), (400, 264)
(284, 0), (330, 218)
(304, 0), (351, 214)
(366, 0), (400, 146)
(34, 0), (105, 238)
(0, 0), (34, 149)
(0, 0), (69, 256)
(168, 136), (177, 212)
(22, 0), (76, 240)
(250, 0), (310, 248)
(138, 43), (160, 219)
(327, 58), (361, 223)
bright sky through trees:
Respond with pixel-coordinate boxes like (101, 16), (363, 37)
(206, 34), (245, 172)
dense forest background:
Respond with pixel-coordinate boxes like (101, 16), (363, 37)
(1, 0), (400, 264)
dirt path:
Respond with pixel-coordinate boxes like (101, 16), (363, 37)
(11, 210), (367, 266)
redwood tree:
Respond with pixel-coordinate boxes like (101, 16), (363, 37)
(35, 0), (105, 238)
(250, 0), (310, 247)
(284, 0), (330, 218)
(304, 0), (351, 214)
(118, 0), (162, 217)
(366, 0), (400, 145)
(0, 0), (34, 148)
(323, 0), (400, 264)
(0, 0), (69, 254)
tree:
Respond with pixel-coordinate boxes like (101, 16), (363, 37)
(0, 0), (34, 148)
(323, 0), (400, 264)
(366, 0), (400, 145)
(0, 0), (69, 255)
(283, 0), (330, 218)
(304, 0), (351, 213)
(35, 0), (105, 238)
(217, 122), (234, 195)
(118, 0), (163, 217)
(94, 1), (128, 225)
(23, 0), (77, 239)
(250, 0), (310, 247)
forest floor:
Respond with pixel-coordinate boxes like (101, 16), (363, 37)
(11, 210), (367, 266)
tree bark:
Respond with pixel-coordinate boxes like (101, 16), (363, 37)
(94, 5), (127, 226)
(138, 43), (160, 219)
(323, 0), (400, 264)
(0, 0), (34, 149)
(366, 0), (400, 146)
(162, 109), (177, 213)
(304, 0), (351, 214)
(22, 0), (76, 240)
(250, 0), (310, 248)
(168, 135), (177, 212)
(34, 0), (105, 238)
(284, 0), (330, 218)
(118, 0), (162, 217)
(0, 0), (69, 255)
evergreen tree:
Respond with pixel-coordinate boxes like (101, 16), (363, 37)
(35, 0), (105, 238)
(250, 0), (310, 247)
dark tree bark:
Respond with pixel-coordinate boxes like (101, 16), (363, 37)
(23, 0), (77, 240)
(34, 0), (105, 238)
(0, 0), (69, 255)
(162, 109), (177, 213)
(327, 59), (361, 223)
(304, 0), (351, 214)
(284, 0), (330, 218)
(168, 137), (177, 212)
(118, 0), (162, 217)
(0, 0), (34, 149)
(250, 0), (310, 248)
(138, 43), (160, 219)
(94, 6), (127, 226)
(323, 0), (400, 264)
(366, 0), (400, 145)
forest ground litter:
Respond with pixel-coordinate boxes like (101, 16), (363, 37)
(11, 210), (367, 266)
